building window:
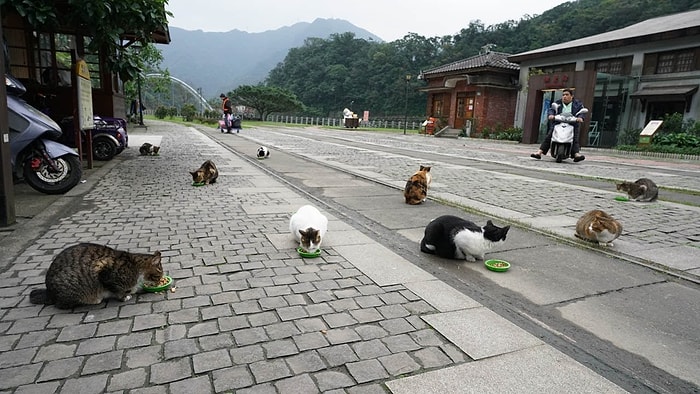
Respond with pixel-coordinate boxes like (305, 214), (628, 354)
(4, 26), (30, 79)
(36, 32), (74, 87)
(596, 59), (623, 75)
(432, 94), (444, 117)
(656, 50), (695, 74)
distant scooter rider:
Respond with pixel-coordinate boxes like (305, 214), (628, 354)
(531, 88), (586, 162)
(220, 93), (233, 133)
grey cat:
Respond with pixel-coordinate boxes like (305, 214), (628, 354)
(420, 215), (510, 261)
(616, 178), (658, 202)
(29, 243), (163, 309)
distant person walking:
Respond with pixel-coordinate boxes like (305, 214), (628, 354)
(220, 93), (233, 133)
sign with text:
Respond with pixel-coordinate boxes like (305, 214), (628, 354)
(639, 120), (663, 144)
(75, 59), (93, 130)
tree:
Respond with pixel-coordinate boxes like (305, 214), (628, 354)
(229, 85), (303, 120)
(123, 43), (169, 104)
(1, 0), (171, 82)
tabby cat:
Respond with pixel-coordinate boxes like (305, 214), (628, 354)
(29, 243), (163, 309)
(616, 178), (658, 202)
(289, 205), (328, 253)
(190, 159), (219, 184)
(575, 209), (623, 246)
(420, 215), (510, 261)
(404, 165), (432, 205)
(139, 142), (160, 156)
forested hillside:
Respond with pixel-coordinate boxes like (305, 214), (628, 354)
(264, 0), (700, 119)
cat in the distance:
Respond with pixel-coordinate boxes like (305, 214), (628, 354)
(289, 205), (328, 253)
(575, 209), (623, 246)
(190, 159), (219, 185)
(404, 165), (432, 205)
(29, 243), (163, 309)
(139, 142), (160, 156)
(616, 178), (658, 202)
(420, 215), (510, 261)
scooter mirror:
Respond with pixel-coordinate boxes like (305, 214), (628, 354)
(576, 108), (589, 116)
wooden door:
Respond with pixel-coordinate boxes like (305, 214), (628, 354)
(454, 93), (475, 129)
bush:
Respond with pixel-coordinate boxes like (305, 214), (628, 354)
(154, 106), (168, 119)
(181, 104), (196, 121)
(617, 127), (641, 146)
(652, 132), (700, 148)
(494, 127), (523, 142)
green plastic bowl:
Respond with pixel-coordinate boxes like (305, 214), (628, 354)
(485, 259), (510, 272)
(143, 275), (173, 292)
(614, 196), (629, 201)
(192, 182), (205, 187)
(297, 247), (321, 258)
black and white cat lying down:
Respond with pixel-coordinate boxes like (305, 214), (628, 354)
(420, 215), (510, 261)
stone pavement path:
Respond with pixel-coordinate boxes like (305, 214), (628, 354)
(0, 122), (625, 393)
(224, 125), (700, 282)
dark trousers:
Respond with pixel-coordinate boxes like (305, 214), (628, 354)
(539, 124), (581, 157)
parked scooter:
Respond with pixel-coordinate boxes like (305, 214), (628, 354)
(549, 103), (589, 163)
(6, 73), (82, 194)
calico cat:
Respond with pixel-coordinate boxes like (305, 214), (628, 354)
(420, 215), (510, 261)
(29, 243), (163, 309)
(404, 165), (432, 205)
(575, 209), (623, 247)
(616, 178), (658, 202)
(289, 205), (328, 253)
(139, 142), (160, 156)
(190, 159), (219, 184)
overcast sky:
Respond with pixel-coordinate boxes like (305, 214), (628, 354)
(166, 0), (570, 42)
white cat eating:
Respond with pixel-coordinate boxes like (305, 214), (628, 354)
(289, 205), (328, 253)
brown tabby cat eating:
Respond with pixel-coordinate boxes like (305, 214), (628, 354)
(190, 159), (219, 185)
(575, 209), (622, 246)
(616, 178), (658, 202)
(29, 243), (163, 309)
(404, 165), (432, 205)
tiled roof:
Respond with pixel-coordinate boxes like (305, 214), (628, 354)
(422, 51), (519, 76)
(509, 9), (700, 61)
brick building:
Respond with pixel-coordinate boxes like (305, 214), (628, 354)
(418, 48), (520, 137)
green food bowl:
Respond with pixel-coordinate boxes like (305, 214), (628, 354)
(297, 247), (321, 258)
(143, 275), (173, 292)
(485, 259), (510, 272)
(614, 196), (629, 201)
(192, 182), (205, 187)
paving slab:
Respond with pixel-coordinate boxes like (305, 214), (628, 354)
(385, 345), (625, 394)
(422, 307), (543, 360)
(403, 280), (481, 312)
(334, 244), (435, 286)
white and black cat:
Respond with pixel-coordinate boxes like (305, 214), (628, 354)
(289, 205), (328, 253)
(420, 215), (510, 261)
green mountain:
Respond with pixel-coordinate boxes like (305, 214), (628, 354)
(159, 18), (382, 98)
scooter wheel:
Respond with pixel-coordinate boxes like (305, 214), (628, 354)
(23, 155), (82, 194)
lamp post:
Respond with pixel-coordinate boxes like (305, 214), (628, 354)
(403, 74), (411, 135)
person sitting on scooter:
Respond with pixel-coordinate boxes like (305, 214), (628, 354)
(531, 88), (586, 162)
(220, 93), (233, 132)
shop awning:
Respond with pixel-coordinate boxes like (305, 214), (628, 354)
(630, 84), (698, 100)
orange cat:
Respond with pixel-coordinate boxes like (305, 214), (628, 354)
(575, 209), (622, 246)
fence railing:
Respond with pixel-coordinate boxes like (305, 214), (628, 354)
(264, 114), (422, 131)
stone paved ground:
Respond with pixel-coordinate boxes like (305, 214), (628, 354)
(0, 124), (472, 393)
(229, 126), (700, 278)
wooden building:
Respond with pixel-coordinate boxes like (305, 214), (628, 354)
(1, 8), (170, 122)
